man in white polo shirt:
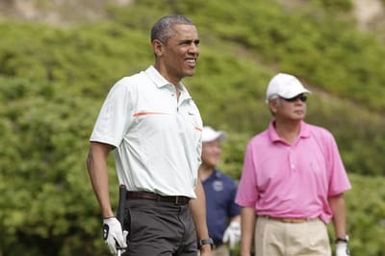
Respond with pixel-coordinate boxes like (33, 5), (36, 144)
(86, 15), (212, 256)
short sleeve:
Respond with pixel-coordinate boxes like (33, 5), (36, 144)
(90, 79), (133, 147)
(326, 133), (352, 196)
(235, 142), (259, 208)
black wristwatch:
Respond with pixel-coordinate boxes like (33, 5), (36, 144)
(335, 235), (349, 244)
(198, 238), (214, 249)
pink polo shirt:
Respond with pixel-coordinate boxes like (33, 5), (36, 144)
(235, 121), (351, 223)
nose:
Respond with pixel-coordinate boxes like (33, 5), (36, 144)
(188, 43), (199, 55)
(213, 145), (221, 153)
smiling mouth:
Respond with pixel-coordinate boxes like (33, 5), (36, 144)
(185, 58), (196, 67)
(294, 110), (305, 114)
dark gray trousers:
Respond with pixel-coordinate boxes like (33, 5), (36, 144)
(122, 199), (197, 256)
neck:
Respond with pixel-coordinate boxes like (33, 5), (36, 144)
(154, 63), (181, 100)
(154, 62), (180, 86)
(198, 164), (214, 181)
(274, 119), (301, 144)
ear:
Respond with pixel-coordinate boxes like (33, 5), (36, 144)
(269, 99), (279, 114)
(152, 39), (164, 57)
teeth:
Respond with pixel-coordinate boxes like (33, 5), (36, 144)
(186, 59), (196, 67)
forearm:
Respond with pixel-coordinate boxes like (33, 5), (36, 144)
(240, 207), (256, 256)
(86, 142), (114, 218)
(189, 180), (209, 239)
(329, 194), (347, 238)
(189, 180), (211, 254)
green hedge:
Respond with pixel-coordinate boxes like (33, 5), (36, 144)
(1, 0), (385, 254)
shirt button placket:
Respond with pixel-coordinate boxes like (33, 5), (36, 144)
(289, 148), (295, 171)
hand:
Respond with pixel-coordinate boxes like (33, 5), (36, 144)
(103, 217), (128, 255)
(199, 244), (212, 256)
(336, 241), (350, 256)
(222, 221), (241, 249)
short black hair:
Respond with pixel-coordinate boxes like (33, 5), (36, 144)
(150, 15), (193, 43)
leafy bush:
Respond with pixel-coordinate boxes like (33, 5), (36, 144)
(335, 174), (385, 255)
(1, 0), (385, 254)
(312, 0), (354, 12)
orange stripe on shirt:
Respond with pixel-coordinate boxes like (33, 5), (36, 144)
(133, 111), (166, 117)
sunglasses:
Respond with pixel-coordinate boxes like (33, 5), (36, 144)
(281, 94), (307, 103)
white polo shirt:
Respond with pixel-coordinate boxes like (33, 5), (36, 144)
(90, 66), (203, 198)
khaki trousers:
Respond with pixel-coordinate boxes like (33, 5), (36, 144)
(254, 217), (331, 256)
(198, 244), (230, 256)
(212, 244), (230, 256)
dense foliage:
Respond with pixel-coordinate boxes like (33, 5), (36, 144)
(0, 0), (384, 255)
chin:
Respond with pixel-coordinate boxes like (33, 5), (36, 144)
(289, 116), (304, 121)
(185, 66), (196, 74)
(184, 71), (195, 77)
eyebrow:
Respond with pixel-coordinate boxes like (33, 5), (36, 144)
(179, 39), (200, 45)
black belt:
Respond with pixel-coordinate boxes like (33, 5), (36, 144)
(126, 191), (190, 205)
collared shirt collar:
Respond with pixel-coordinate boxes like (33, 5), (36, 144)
(268, 120), (310, 143)
(145, 66), (192, 100)
(207, 169), (223, 180)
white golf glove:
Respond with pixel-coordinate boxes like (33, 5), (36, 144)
(103, 217), (128, 255)
(222, 221), (241, 249)
(336, 241), (350, 256)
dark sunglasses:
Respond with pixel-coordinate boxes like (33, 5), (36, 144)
(281, 94), (307, 103)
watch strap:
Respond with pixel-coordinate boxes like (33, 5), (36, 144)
(335, 235), (349, 243)
(198, 238), (214, 249)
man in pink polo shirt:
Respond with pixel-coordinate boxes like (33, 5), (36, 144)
(235, 73), (351, 256)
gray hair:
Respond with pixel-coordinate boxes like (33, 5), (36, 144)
(266, 94), (279, 103)
(151, 15), (193, 43)
(267, 96), (280, 116)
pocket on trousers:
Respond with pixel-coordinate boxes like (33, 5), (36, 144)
(123, 206), (132, 241)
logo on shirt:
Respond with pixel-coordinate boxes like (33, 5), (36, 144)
(212, 180), (224, 191)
